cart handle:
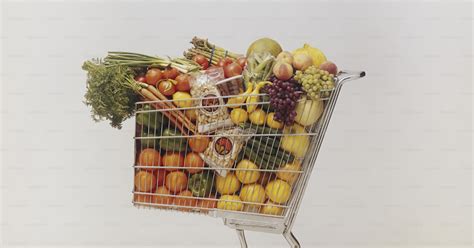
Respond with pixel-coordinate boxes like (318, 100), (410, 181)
(337, 70), (366, 85)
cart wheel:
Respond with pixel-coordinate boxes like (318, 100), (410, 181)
(236, 229), (248, 248)
(283, 231), (301, 248)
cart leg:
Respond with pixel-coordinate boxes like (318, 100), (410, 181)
(283, 231), (301, 248)
(236, 229), (248, 248)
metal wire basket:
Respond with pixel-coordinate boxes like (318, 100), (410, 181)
(132, 70), (365, 248)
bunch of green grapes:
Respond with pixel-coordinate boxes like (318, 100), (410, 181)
(294, 65), (335, 100)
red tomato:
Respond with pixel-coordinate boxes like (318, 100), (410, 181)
(135, 75), (147, 83)
(175, 74), (191, 92)
(193, 55), (209, 69)
(223, 62), (243, 78)
(236, 57), (247, 68)
(162, 68), (179, 80)
(158, 80), (176, 96)
(217, 57), (234, 67)
(145, 68), (162, 86)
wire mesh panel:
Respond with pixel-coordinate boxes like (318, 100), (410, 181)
(131, 70), (365, 247)
(132, 91), (329, 219)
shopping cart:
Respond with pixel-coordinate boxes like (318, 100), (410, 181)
(132, 70), (365, 248)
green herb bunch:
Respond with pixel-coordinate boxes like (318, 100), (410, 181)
(82, 59), (139, 129)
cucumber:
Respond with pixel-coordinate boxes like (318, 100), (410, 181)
(243, 147), (270, 169)
(251, 135), (280, 146)
(243, 147), (284, 170)
(246, 140), (294, 164)
(248, 137), (293, 159)
(240, 123), (282, 135)
(247, 138), (275, 155)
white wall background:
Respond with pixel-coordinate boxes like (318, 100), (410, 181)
(1, 0), (472, 247)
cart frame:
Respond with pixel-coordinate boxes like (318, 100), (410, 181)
(132, 70), (365, 248)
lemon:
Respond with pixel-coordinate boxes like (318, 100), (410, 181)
(215, 173), (241, 195)
(261, 200), (284, 216)
(266, 112), (283, 129)
(249, 109), (266, 125)
(235, 159), (260, 184)
(239, 184), (266, 203)
(172, 92), (192, 108)
(276, 161), (301, 184)
(265, 179), (292, 204)
(217, 195), (243, 211)
(230, 108), (248, 124)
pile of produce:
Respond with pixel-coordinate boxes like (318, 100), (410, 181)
(82, 37), (340, 216)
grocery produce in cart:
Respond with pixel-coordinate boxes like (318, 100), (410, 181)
(81, 36), (365, 248)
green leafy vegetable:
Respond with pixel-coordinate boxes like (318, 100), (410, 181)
(82, 59), (140, 129)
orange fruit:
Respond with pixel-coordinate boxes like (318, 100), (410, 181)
(189, 136), (210, 153)
(134, 171), (156, 192)
(184, 152), (205, 174)
(174, 190), (198, 210)
(165, 171), (188, 194)
(153, 186), (172, 205)
(162, 152), (184, 171)
(153, 169), (167, 187)
(138, 148), (162, 167)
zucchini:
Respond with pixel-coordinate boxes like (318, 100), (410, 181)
(243, 147), (285, 170)
(246, 140), (294, 164)
(247, 138), (275, 155)
(243, 147), (269, 168)
(240, 123), (282, 135)
(251, 135), (280, 147)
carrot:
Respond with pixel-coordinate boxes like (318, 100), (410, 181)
(145, 84), (162, 99)
(140, 83), (196, 134)
(139, 88), (159, 101)
(139, 88), (187, 135)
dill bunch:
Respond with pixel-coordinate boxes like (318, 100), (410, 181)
(82, 59), (140, 129)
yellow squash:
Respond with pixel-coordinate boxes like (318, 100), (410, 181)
(246, 81), (272, 113)
(227, 82), (253, 108)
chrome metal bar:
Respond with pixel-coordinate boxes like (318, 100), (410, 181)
(283, 231), (301, 248)
(284, 70), (366, 231)
(237, 229), (248, 248)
